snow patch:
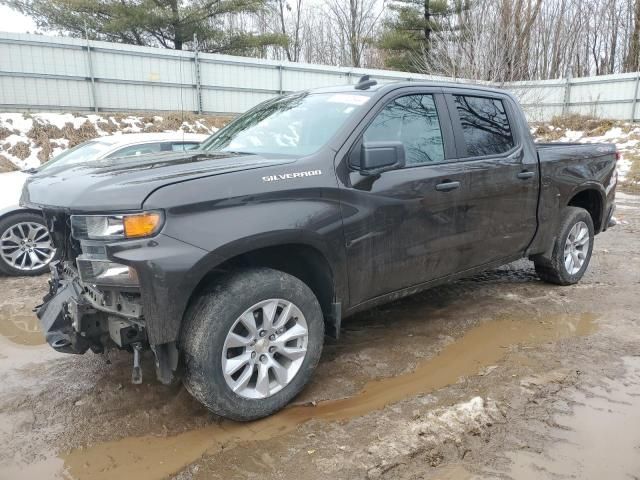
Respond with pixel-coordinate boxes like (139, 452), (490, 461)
(1, 113), (34, 132)
(617, 157), (632, 182)
(561, 129), (584, 142)
(603, 127), (624, 139)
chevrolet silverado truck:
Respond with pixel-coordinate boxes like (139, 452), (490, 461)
(22, 77), (618, 421)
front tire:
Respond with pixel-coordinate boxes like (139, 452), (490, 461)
(534, 207), (594, 285)
(181, 268), (324, 421)
(0, 211), (57, 276)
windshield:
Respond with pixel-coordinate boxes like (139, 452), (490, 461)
(201, 92), (372, 156)
(37, 139), (114, 172)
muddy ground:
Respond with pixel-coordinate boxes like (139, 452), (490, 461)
(0, 192), (639, 480)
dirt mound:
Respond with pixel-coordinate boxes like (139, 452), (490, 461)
(8, 142), (31, 160)
(534, 114), (631, 140)
(0, 154), (18, 172)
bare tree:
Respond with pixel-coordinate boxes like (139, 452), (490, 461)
(325, 0), (384, 67)
(274, 0), (304, 61)
(410, 0), (640, 82)
(626, 0), (640, 71)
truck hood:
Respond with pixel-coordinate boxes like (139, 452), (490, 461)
(21, 151), (296, 212)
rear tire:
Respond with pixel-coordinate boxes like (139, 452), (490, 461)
(534, 207), (594, 285)
(0, 211), (57, 276)
(181, 267), (324, 421)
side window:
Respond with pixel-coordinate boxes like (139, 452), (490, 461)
(363, 94), (445, 166)
(453, 95), (514, 157)
(108, 142), (163, 158)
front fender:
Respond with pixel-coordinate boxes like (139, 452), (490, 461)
(151, 229), (348, 346)
(141, 174), (348, 343)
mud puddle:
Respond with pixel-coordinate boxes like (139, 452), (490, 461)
(431, 465), (477, 479)
(0, 307), (44, 347)
(0, 302), (58, 390)
(48, 313), (596, 480)
(504, 355), (640, 480)
(0, 306), (54, 376)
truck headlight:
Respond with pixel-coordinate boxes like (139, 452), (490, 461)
(77, 258), (139, 286)
(71, 212), (163, 240)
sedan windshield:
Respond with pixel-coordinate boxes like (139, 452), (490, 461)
(38, 140), (114, 172)
(201, 91), (372, 156)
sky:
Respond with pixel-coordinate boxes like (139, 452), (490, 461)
(0, 5), (38, 33)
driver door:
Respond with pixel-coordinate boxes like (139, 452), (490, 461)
(337, 89), (471, 305)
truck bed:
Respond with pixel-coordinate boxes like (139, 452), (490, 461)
(535, 141), (615, 157)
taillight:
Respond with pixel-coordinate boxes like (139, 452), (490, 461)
(615, 150), (621, 161)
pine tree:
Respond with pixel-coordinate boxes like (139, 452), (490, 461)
(8, 0), (287, 53)
(379, 0), (467, 72)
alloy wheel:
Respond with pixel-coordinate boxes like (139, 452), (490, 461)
(221, 299), (309, 399)
(0, 222), (56, 272)
(563, 220), (590, 275)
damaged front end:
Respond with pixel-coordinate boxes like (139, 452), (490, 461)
(36, 209), (177, 385)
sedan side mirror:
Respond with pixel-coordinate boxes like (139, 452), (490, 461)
(360, 141), (406, 175)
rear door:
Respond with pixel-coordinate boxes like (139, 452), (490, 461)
(443, 89), (539, 267)
(336, 88), (472, 305)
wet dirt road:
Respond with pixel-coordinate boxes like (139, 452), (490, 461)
(0, 192), (639, 480)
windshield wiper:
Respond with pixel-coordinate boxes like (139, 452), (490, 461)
(203, 150), (256, 156)
(224, 151), (256, 156)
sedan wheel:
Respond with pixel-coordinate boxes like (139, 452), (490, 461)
(0, 215), (56, 276)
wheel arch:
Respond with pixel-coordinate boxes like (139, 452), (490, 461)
(566, 183), (606, 233)
(179, 233), (347, 340)
(0, 206), (43, 223)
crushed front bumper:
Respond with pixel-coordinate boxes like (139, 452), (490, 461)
(37, 262), (146, 355)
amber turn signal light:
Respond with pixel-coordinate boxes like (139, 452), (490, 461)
(123, 212), (162, 238)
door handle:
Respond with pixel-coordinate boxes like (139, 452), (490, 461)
(517, 170), (535, 180)
(435, 181), (461, 192)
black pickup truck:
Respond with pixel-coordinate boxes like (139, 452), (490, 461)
(22, 77), (618, 421)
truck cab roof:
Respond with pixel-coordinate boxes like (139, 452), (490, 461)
(305, 79), (511, 98)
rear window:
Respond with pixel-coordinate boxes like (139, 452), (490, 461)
(454, 95), (514, 157)
(108, 142), (164, 158)
(170, 142), (200, 151)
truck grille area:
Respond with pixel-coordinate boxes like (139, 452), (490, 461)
(57, 261), (144, 323)
(41, 209), (81, 264)
(38, 207), (165, 360)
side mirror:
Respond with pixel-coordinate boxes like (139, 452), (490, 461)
(360, 141), (406, 175)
